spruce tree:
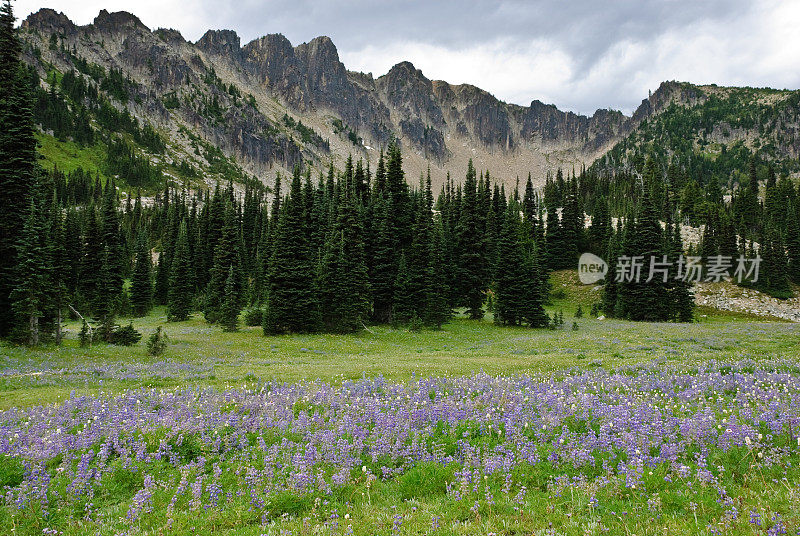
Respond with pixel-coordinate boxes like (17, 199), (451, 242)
(670, 222), (695, 322)
(455, 160), (487, 319)
(130, 231), (153, 316)
(168, 221), (193, 321)
(0, 0), (38, 336)
(317, 183), (371, 333)
(425, 221), (452, 328)
(494, 206), (527, 326)
(786, 206), (800, 284)
(205, 200), (242, 323)
(221, 265), (239, 332)
(10, 197), (49, 345)
(392, 253), (415, 326)
(264, 167), (320, 334)
(368, 192), (397, 323)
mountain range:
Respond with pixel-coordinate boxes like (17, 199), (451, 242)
(19, 8), (800, 190)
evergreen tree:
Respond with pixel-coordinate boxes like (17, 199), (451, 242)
(167, 221), (193, 321)
(669, 222), (695, 322)
(129, 230), (153, 316)
(264, 167), (320, 334)
(317, 183), (371, 333)
(221, 265), (239, 332)
(494, 206), (527, 326)
(368, 192), (397, 323)
(786, 206), (800, 285)
(205, 200), (242, 323)
(10, 197), (49, 344)
(455, 160), (487, 318)
(0, 0), (38, 336)
(392, 253), (415, 326)
(425, 222), (452, 328)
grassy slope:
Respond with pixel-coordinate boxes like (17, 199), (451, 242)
(35, 131), (109, 181)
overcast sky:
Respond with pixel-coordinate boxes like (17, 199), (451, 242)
(15, 0), (800, 115)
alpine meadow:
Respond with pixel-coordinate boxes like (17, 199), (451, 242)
(2, 0), (800, 534)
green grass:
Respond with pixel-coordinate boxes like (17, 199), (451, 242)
(35, 132), (110, 181)
(2, 293), (797, 410)
(2, 278), (800, 535)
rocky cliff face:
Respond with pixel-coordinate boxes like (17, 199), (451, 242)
(18, 8), (799, 190)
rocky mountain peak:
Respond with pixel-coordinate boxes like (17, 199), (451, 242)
(92, 10), (148, 33)
(22, 8), (77, 35)
(196, 29), (242, 60)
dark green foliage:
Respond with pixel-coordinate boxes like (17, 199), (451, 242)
(243, 307), (263, 327)
(221, 265), (240, 332)
(0, 0), (38, 336)
(455, 160), (487, 319)
(109, 322), (142, 346)
(10, 196), (49, 345)
(129, 231), (153, 317)
(264, 167), (320, 334)
(367, 192), (396, 323)
(146, 326), (169, 356)
(787, 206), (800, 284)
(167, 221), (193, 321)
(493, 203), (548, 328)
(317, 185), (371, 333)
(205, 199), (242, 323)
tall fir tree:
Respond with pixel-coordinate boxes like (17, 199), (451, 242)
(167, 221), (193, 321)
(205, 200), (242, 323)
(317, 181), (371, 333)
(455, 159), (487, 318)
(264, 166), (320, 334)
(0, 0), (38, 336)
(10, 196), (49, 345)
(221, 265), (240, 332)
(130, 230), (153, 316)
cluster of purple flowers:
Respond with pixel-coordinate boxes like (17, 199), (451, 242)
(2, 358), (799, 527)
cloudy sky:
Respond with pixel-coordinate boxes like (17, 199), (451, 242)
(15, 0), (800, 115)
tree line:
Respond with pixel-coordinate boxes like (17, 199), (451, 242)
(6, 0), (800, 345)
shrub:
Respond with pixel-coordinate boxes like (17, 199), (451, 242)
(109, 323), (142, 346)
(243, 307), (263, 327)
(146, 327), (169, 356)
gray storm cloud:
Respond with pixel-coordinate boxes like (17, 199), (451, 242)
(16, 0), (800, 115)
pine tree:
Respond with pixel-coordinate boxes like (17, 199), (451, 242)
(617, 187), (668, 321)
(205, 200), (242, 323)
(10, 197), (49, 344)
(368, 192), (397, 323)
(425, 221), (452, 328)
(221, 265), (239, 332)
(264, 166), (320, 334)
(167, 221), (193, 321)
(786, 206), (800, 284)
(670, 222), (695, 322)
(317, 183), (371, 333)
(392, 253), (415, 326)
(0, 0), (38, 336)
(80, 206), (104, 314)
(494, 206), (527, 326)
(455, 160), (487, 318)
(130, 231), (153, 316)
(100, 179), (123, 312)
